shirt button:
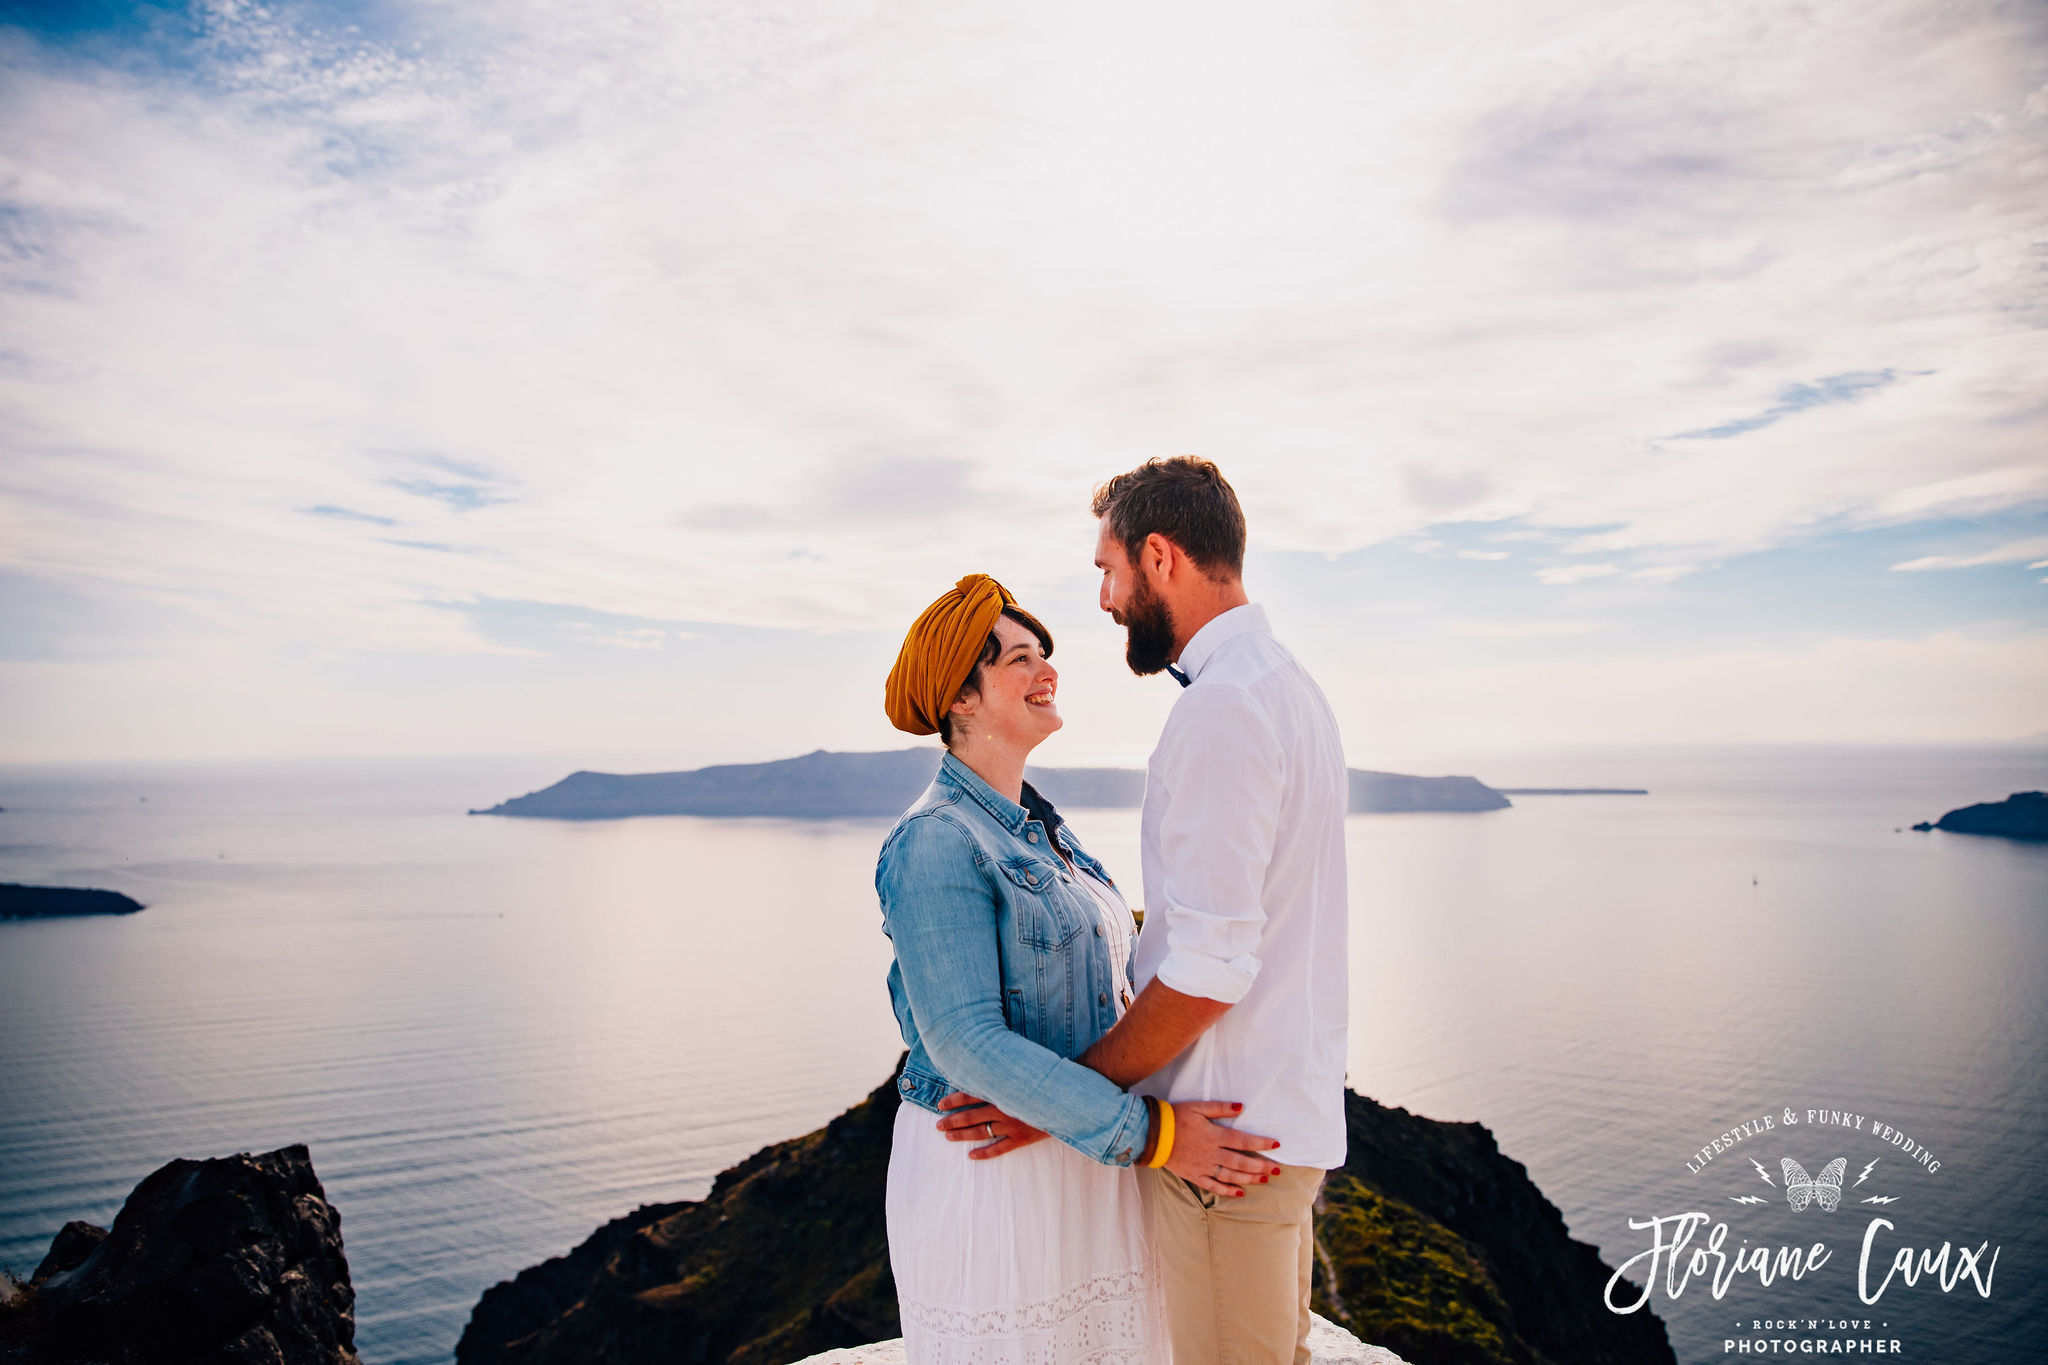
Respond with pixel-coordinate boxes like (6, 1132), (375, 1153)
(1094, 925), (1102, 937)
(900, 1078), (913, 1092)
(1025, 873), (1038, 886)
(1098, 992), (1108, 1004)
(1026, 831), (1038, 843)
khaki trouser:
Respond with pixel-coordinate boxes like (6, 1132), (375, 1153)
(1138, 1162), (1324, 1365)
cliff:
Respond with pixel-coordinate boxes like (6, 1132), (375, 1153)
(0, 885), (144, 920)
(1913, 790), (2048, 841)
(1315, 1090), (1673, 1364)
(0, 1145), (357, 1365)
(471, 749), (1512, 819)
(458, 1071), (904, 1365)
(458, 1062), (1672, 1365)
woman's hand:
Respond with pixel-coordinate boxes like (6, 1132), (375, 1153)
(936, 1091), (1050, 1160)
(1164, 1101), (1282, 1197)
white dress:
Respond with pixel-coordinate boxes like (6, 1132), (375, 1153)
(886, 867), (1169, 1365)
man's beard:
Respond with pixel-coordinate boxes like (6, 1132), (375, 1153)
(1121, 575), (1178, 676)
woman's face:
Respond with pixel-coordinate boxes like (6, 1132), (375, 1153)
(950, 613), (1061, 750)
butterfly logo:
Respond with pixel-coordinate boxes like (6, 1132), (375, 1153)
(1781, 1157), (1847, 1213)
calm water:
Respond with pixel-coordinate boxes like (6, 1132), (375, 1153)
(1, 747), (2042, 1363)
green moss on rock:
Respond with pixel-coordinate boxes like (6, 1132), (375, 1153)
(1313, 1173), (1520, 1365)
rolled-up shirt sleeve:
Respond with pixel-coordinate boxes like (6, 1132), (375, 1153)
(1151, 683), (1282, 1004)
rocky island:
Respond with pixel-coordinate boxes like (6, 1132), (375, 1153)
(1912, 790), (2048, 841)
(472, 749), (1513, 820)
(1494, 787), (1649, 796)
(458, 1059), (1673, 1365)
(0, 885), (144, 920)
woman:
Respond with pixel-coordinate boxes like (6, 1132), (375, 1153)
(876, 574), (1279, 1364)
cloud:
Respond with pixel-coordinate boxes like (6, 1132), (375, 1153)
(1672, 370), (1906, 441)
(1536, 563), (1621, 585)
(382, 453), (515, 512)
(676, 453), (1007, 534)
(1402, 465), (1494, 516)
(1321, 628), (2048, 750)
(1442, 619), (1606, 640)
(0, 0), (2044, 757)
(303, 504), (397, 525)
(377, 539), (474, 554)
(454, 597), (691, 654)
(1, 1), (2040, 644)
(385, 478), (510, 512)
(1890, 536), (2048, 571)
(813, 454), (999, 523)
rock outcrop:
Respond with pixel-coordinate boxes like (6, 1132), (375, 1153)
(0, 885), (144, 920)
(459, 1062), (1672, 1365)
(1314, 1090), (1675, 1364)
(1912, 790), (2048, 841)
(0, 1145), (357, 1365)
(459, 1072), (902, 1365)
(470, 749), (1515, 820)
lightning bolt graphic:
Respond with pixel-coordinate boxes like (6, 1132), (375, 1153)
(1861, 1196), (1899, 1205)
(1750, 1158), (1775, 1187)
(1729, 1195), (1768, 1205)
(1854, 1158), (1879, 1188)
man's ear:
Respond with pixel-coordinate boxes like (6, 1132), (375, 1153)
(1141, 531), (1176, 580)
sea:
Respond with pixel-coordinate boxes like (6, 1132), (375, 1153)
(1, 744), (2043, 1364)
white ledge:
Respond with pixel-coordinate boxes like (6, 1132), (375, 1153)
(789, 1311), (1407, 1363)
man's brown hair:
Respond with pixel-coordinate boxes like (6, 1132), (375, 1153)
(1090, 456), (1247, 578)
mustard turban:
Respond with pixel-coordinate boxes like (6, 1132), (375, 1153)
(885, 574), (1054, 736)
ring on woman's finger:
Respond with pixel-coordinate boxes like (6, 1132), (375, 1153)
(985, 1122), (996, 1140)
(1214, 1164), (1223, 1182)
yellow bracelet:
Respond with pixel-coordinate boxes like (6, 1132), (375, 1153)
(1145, 1100), (1176, 1169)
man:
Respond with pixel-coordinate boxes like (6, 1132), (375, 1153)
(940, 456), (1350, 1364)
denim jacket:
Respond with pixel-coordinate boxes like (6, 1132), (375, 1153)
(876, 751), (1152, 1166)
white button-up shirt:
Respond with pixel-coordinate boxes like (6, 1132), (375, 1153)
(1130, 603), (1351, 1169)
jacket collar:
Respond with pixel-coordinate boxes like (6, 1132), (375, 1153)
(937, 751), (1031, 835)
(936, 751), (1071, 847)
(1175, 603), (1270, 683)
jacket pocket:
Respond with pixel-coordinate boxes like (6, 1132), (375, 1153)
(997, 857), (1087, 951)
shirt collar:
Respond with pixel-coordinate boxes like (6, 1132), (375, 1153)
(1173, 603), (1269, 683)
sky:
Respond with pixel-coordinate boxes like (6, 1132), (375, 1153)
(1, 0), (2044, 769)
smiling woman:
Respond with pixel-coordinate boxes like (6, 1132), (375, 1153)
(936, 612), (1060, 749)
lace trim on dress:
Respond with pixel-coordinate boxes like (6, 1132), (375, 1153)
(898, 1264), (1154, 1365)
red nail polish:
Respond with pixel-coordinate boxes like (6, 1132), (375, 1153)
(1260, 1175), (1269, 1183)
(1232, 1103), (1243, 1111)
(1235, 1190), (1245, 1197)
